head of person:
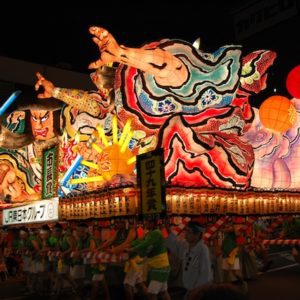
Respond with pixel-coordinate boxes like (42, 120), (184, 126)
(39, 224), (50, 240)
(0, 161), (22, 201)
(27, 100), (61, 141)
(0, 97), (62, 149)
(30, 110), (55, 140)
(90, 65), (116, 111)
(19, 226), (29, 240)
(189, 283), (248, 300)
(90, 66), (115, 92)
(115, 219), (126, 231)
(143, 218), (157, 231)
(185, 221), (204, 244)
(76, 222), (89, 239)
(52, 223), (63, 238)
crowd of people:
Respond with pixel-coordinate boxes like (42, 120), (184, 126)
(0, 217), (299, 300)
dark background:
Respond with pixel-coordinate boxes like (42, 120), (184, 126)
(0, 0), (299, 107)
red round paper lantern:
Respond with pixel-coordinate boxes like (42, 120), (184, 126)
(259, 95), (297, 133)
(286, 65), (300, 98)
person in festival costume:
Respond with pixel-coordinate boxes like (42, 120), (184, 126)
(49, 223), (78, 298)
(36, 225), (52, 296)
(164, 221), (213, 300)
(280, 216), (300, 264)
(101, 219), (146, 300)
(126, 218), (171, 300)
(221, 222), (248, 293)
(72, 222), (110, 300)
(0, 229), (8, 282)
(98, 218), (136, 293)
(15, 227), (34, 292)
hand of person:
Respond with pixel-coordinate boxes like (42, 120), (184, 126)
(88, 26), (120, 69)
(35, 72), (55, 98)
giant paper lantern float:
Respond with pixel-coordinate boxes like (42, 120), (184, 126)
(3, 25), (298, 210)
(286, 65), (300, 99)
(259, 96), (297, 133)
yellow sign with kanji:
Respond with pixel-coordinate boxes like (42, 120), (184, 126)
(137, 149), (165, 215)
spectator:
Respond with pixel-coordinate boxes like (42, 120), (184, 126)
(164, 221), (213, 299)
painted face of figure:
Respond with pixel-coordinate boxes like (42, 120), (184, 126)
(0, 162), (22, 200)
(30, 110), (55, 140)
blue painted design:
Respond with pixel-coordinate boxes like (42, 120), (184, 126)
(158, 100), (176, 113)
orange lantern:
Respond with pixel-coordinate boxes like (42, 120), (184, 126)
(259, 95), (297, 133)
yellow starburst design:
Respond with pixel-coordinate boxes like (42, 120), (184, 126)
(69, 116), (136, 185)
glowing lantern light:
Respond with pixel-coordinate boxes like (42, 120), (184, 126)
(286, 65), (300, 98)
(259, 95), (297, 133)
(101, 143), (135, 180)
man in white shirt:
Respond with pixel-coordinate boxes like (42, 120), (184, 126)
(164, 221), (213, 299)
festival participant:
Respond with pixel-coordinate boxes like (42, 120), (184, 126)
(221, 222), (247, 293)
(26, 228), (41, 295)
(164, 221), (213, 299)
(50, 223), (77, 298)
(36, 225), (52, 296)
(102, 220), (145, 300)
(98, 218), (136, 295)
(126, 219), (171, 300)
(0, 229), (8, 281)
(15, 227), (33, 291)
(280, 216), (300, 264)
(72, 222), (110, 300)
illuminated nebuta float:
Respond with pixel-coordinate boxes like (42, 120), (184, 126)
(88, 27), (277, 190)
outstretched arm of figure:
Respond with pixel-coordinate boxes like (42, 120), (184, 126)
(35, 72), (111, 118)
(89, 27), (188, 88)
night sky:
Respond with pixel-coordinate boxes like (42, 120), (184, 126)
(0, 1), (239, 71)
(1, 0), (299, 107)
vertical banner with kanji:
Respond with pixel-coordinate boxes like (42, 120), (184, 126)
(136, 148), (166, 215)
(42, 144), (58, 199)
